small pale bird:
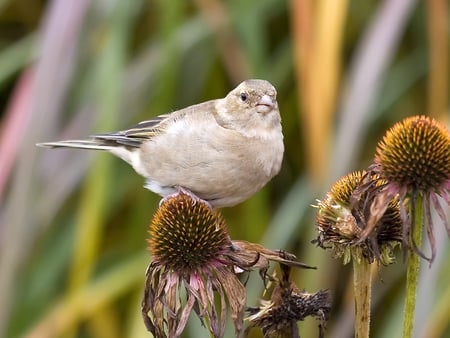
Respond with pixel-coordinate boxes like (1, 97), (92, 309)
(37, 79), (284, 208)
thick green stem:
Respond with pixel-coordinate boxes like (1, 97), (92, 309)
(353, 256), (372, 338)
(402, 193), (423, 338)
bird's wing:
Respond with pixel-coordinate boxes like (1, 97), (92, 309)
(93, 114), (170, 147)
(93, 100), (217, 147)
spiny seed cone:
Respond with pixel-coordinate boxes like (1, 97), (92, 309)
(377, 197), (403, 243)
(148, 193), (230, 272)
(375, 115), (450, 192)
(317, 171), (364, 240)
(330, 171), (363, 206)
(316, 171), (402, 263)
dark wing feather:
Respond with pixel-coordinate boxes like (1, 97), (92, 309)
(93, 114), (169, 147)
(91, 99), (213, 148)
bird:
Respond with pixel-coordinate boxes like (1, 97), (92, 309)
(37, 79), (284, 208)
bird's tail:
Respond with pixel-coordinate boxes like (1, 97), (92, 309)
(36, 139), (113, 151)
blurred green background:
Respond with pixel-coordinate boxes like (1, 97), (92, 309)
(0, 0), (449, 337)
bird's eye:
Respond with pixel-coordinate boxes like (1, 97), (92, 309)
(240, 92), (248, 102)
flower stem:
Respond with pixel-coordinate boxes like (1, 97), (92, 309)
(402, 193), (423, 338)
(353, 256), (372, 338)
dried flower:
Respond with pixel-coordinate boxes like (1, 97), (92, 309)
(142, 193), (244, 338)
(229, 240), (316, 274)
(314, 171), (403, 264)
(142, 193), (315, 338)
(367, 115), (450, 262)
(246, 262), (332, 338)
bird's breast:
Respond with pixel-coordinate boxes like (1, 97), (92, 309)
(135, 119), (284, 207)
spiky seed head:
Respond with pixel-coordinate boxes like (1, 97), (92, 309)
(315, 171), (402, 264)
(329, 171), (363, 206)
(148, 193), (230, 273)
(375, 115), (450, 192)
(316, 171), (364, 241)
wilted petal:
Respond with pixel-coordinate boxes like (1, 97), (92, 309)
(424, 197), (436, 264)
(210, 276), (226, 337)
(431, 192), (450, 236)
(215, 267), (246, 337)
(230, 240), (315, 271)
(359, 189), (392, 241)
(175, 292), (196, 337)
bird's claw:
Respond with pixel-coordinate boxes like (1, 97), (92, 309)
(159, 187), (213, 209)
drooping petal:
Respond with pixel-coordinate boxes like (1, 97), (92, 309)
(209, 275), (226, 337)
(215, 267), (246, 337)
(431, 192), (450, 236)
(424, 196), (437, 264)
(174, 291), (196, 337)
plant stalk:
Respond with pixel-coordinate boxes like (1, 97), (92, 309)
(402, 193), (423, 338)
(353, 256), (372, 338)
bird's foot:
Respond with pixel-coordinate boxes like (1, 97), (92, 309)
(159, 186), (213, 209)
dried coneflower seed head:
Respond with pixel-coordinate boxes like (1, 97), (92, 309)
(247, 264), (331, 338)
(316, 171), (364, 242)
(375, 115), (450, 193)
(148, 193), (230, 273)
(315, 171), (402, 264)
(330, 171), (363, 207)
(143, 193), (245, 338)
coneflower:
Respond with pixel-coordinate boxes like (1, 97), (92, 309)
(315, 171), (402, 265)
(314, 171), (402, 338)
(361, 115), (450, 338)
(369, 115), (450, 262)
(143, 192), (244, 338)
(142, 192), (315, 338)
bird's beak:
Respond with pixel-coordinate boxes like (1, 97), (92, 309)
(256, 95), (274, 114)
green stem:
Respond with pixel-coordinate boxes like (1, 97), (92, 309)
(353, 255), (372, 338)
(402, 193), (423, 338)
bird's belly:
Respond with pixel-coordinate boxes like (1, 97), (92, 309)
(144, 162), (273, 207)
(135, 128), (283, 207)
